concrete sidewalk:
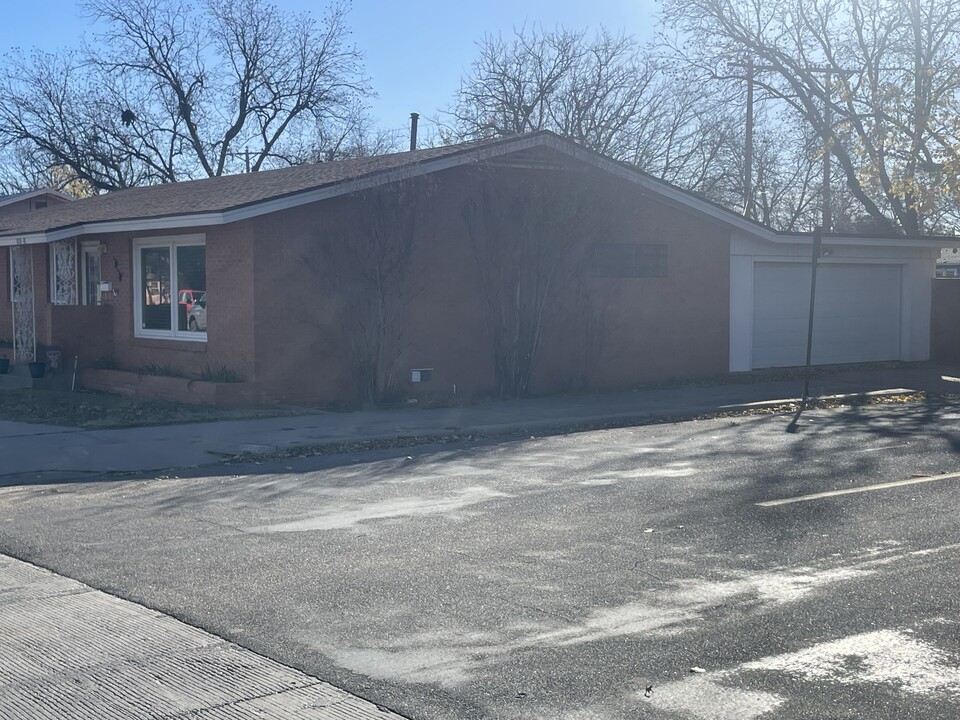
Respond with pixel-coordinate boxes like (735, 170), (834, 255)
(0, 553), (408, 719)
(2, 363), (957, 480)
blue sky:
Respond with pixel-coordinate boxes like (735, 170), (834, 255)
(0, 0), (661, 135)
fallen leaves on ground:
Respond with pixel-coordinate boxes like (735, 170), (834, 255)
(0, 389), (308, 429)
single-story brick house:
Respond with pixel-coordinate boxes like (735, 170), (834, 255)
(0, 132), (949, 405)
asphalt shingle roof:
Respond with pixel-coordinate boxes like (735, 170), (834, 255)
(0, 135), (518, 238)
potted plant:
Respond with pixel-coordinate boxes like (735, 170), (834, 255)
(0, 339), (10, 375)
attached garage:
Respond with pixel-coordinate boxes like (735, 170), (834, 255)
(729, 232), (942, 373)
(752, 262), (902, 368)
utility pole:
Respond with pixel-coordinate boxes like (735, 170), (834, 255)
(733, 60), (849, 232)
(787, 225), (824, 433)
(728, 57), (756, 219)
(821, 71), (833, 232)
(802, 226), (823, 405)
(743, 57), (754, 219)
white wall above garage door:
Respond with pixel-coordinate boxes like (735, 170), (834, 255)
(752, 263), (902, 368)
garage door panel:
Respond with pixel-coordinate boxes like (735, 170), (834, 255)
(752, 263), (901, 368)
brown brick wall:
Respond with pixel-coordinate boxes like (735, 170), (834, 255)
(0, 248), (10, 344)
(4, 161), (731, 405)
(2, 228), (256, 388)
(50, 304), (114, 369)
(246, 163), (730, 404)
(248, 200), (356, 404)
(402, 179), (494, 399)
(83, 227), (256, 381)
(931, 279), (960, 362)
(535, 189), (730, 393)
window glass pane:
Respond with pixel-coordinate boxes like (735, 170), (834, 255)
(141, 247), (171, 330)
(177, 245), (206, 332)
(83, 248), (101, 306)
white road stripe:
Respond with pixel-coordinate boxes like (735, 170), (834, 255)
(849, 442), (912, 454)
(756, 471), (960, 507)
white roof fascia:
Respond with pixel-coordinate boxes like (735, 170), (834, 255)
(0, 233), (47, 246)
(774, 232), (954, 248)
(0, 212), (227, 246)
(47, 212), (227, 240)
(540, 137), (957, 249)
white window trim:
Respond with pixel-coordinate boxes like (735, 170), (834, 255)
(48, 244), (54, 303)
(133, 234), (206, 342)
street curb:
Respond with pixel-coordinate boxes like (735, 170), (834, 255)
(217, 387), (929, 463)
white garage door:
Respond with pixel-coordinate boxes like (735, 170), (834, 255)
(752, 263), (902, 368)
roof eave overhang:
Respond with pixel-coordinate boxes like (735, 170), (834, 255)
(0, 133), (955, 250)
(777, 233), (954, 248)
(0, 139), (540, 246)
(541, 138), (956, 248)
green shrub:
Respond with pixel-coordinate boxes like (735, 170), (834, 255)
(199, 364), (241, 383)
(137, 362), (182, 377)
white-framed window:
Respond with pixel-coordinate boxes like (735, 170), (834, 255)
(133, 234), (206, 341)
(81, 241), (102, 306)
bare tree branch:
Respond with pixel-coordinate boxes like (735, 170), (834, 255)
(0, 0), (370, 192)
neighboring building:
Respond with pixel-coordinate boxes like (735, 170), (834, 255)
(0, 133), (948, 405)
(937, 247), (960, 278)
(0, 189), (73, 217)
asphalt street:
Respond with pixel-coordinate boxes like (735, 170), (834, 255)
(2, 399), (960, 719)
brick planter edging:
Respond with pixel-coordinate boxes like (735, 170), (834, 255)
(81, 368), (254, 406)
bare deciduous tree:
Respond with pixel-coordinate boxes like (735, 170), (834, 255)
(662, 0), (960, 234)
(0, 142), (96, 197)
(316, 178), (429, 406)
(462, 165), (607, 398)
(442, 26), (751, 218)
(444, 27), (581, 139)
(442, 27), (693, 163)
(0, 0), (369, 192)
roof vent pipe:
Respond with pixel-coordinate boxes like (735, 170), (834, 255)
(409, 112), (419, 152)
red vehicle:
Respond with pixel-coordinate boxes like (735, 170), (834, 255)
(178, 289), (204, 315)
